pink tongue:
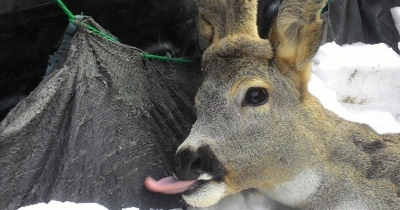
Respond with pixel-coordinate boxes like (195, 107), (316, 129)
(144, 176), (197, 194)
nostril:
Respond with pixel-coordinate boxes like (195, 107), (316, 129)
(190, 156), (203, 173)
(174, 145), (227, 180)
(174, 149), (202, 180)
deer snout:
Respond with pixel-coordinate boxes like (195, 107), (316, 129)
(173, 145), (227, 181)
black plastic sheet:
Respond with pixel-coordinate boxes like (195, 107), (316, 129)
(326, 0), (400, 53)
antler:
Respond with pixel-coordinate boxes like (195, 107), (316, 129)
(197, 0), (259, 51)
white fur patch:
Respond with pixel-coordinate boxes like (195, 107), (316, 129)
(332, 201), (369, 210)
(183, 181), (227, 208)
(266, 169), (321, 206)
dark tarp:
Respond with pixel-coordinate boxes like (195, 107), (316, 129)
(257, 0), (400, 53)
(325, 0), (400, 54)
(0, 17), (203, 210)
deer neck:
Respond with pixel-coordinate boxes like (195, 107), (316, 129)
(263, 95), (400, 209)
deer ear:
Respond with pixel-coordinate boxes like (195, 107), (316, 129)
(269, 0), (326, 90)
(197, 13), (214, 52)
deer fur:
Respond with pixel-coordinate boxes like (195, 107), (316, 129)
(176, 0), (400, 209)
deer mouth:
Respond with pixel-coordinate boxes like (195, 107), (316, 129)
(144, 176), (216, 195)
(145, 175), (228, 207)
(145, 176), (213, 194)
(182, 180), (210, 195)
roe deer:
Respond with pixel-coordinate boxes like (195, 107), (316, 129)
(144, 0), (400, 209)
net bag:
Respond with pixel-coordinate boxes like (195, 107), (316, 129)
(0, 17), (203, 210)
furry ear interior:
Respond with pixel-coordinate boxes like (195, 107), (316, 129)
(196, 0), (259, 52)
(269, 0), (326, 92)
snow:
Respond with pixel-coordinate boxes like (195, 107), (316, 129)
(17, 8), (400, 207)
(310, 42), (400, 134)
(17, 201), (110, 210)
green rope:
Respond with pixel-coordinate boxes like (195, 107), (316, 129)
(54, 0), (75, 24)
(54, 0), (192, 64)
(84, 24), (119, 43)
(142, 53), (192, 64)
(321, 0), (330, 13)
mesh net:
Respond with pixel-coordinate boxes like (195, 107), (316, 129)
(0, 17), (203, 210)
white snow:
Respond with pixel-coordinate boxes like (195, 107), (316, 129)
(18, 41), (400, 210)
(310, 42), (400, 134)
(17, 201), (110, 210)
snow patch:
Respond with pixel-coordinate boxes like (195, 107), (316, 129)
(18, 201), (109, 210)
(310, 42), (400, 134)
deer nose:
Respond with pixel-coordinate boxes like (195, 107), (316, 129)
(173, 145), (227, 180)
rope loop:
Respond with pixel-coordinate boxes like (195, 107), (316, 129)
(54, 0), (193, 64)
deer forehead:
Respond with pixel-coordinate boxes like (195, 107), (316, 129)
(197, 57), (273, 101)
(202, 35), (273, 67)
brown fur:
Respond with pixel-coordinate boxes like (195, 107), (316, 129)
(178, 0), (400, 209)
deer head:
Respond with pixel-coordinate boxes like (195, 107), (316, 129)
(145, 0), (378, 208)
(169, 0), (328, 207)
(145, 0), (400, 207)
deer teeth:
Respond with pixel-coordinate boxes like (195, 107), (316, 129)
(198, 173), (213, 181)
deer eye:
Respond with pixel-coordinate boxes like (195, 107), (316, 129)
(243, 87), (268, 106)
